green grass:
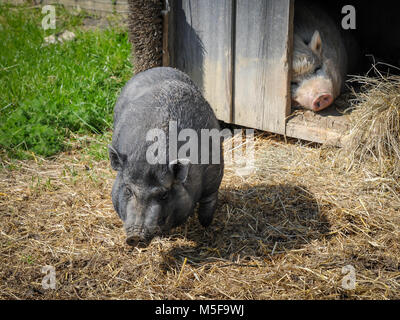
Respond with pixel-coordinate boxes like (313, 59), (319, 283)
(0, 4), (132, 159)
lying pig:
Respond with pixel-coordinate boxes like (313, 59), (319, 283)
(291, 1), (348, 112)
(109, 67), (224, 247)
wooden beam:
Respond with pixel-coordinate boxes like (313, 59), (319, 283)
(168, 0), (233, 123)
(286, 107), (351, 146)
(162, 0), (170, 67)
(234, 0), (294, 135)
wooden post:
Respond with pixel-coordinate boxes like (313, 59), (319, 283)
(167, 0), (233, 123)
(234, 0), (294, 135)
(162, 0), (170, 67)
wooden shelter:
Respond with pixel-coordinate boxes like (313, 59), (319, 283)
(163, 0), (350, 145)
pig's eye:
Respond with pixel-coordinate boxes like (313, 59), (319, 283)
(125, 186), (134, 197)
(159, 191), (169, 201)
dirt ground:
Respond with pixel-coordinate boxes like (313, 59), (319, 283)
(1, 132), (399, 300)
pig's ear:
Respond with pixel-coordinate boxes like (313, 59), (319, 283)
(169, 158), (191, 183)
(109, 145), (124, 171)
(309, 30), (322, 56)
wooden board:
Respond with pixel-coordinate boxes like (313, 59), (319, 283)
(12, 0), (130, 15)
(114, 1), (129, 14)
(234, 0), (293, 135)
(286, 105), (351, 146)
(168, 0), (233, 123)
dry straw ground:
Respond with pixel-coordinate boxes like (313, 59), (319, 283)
(1, 114), (400, 299)
(2, 0), (399, 302)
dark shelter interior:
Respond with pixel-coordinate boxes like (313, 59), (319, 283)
(286, 0), (400, 140)
(319, 0), (400, 76)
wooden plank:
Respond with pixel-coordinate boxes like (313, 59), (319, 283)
(286, 107), (351, 146)
(79, 0), (114, 14)
(162, 0), (170, 67)
(234, 0), (293, 134)
(2, 0), (129, 14)
(114, 2), (129, 14)
(168, 0), (233, 123)
(0, 0), (27, 3)
(38, 0), (129, 15)
(57, 0), (77, 7)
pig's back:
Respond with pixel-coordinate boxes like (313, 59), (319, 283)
(294, 1), (347, 74)
(113, 67), (197, 126)
(112, 69), (220, 161)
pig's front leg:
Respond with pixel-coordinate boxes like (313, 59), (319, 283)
(197, 191), (218, 227)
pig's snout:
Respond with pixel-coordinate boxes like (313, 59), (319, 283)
(126, 235), (146, 247)
(126, 235), (139, 246)
(125, 226), (153, 247)
(126, 234), (152, 247)
(293, 76), (334, 112)
(312, 93), (333, 111)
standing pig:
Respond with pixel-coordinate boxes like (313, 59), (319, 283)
(291, 0), (348, 112)
(109, 67), (224, 247)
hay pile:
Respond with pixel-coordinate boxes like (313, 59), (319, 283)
(340, 74), (400, 177)
(127, 0), (163, 74)
(1, 130), (400, 300)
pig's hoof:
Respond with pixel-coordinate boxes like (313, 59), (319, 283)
(198, 192), (218, 227)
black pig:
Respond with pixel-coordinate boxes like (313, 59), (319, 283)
(109, 67), (224, 247)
